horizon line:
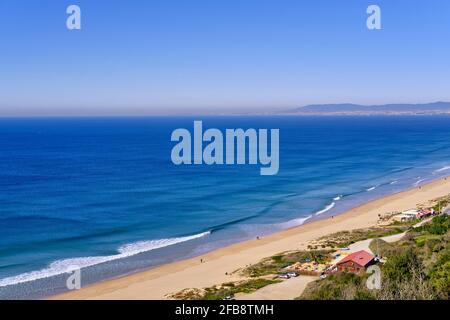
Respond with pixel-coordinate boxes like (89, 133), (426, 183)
(0, 101), (449, 118)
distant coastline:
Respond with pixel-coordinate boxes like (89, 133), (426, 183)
(2, 102), (450, 118)
(278, 101), (450, 116)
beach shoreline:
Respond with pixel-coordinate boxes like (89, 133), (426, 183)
(51, 176), (450, 300)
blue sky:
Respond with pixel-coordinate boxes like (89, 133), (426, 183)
(0, 0), (449, 115)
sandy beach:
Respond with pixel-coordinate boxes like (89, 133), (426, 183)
(52, 176), (450, 300)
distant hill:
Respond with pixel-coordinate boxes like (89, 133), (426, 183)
(283, 102), (450, 115)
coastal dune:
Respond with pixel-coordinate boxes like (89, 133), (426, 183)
(52, 177), (450, 300)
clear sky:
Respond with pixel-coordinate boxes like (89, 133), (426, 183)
(0, 0), (449, 115)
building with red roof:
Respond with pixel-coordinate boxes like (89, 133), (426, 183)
(336, 250), (375, 273)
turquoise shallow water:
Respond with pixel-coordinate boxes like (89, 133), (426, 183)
(1, 116), (450, 298)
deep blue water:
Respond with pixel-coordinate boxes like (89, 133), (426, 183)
(1, 116), (450, 298)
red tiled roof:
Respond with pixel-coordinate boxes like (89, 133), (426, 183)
(336, 250), (375, 267)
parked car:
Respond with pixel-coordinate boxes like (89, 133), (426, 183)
(287, 272), (299, 278)
(278, 274), (290, 279)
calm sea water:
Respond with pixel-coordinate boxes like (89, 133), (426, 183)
(1, 116), (450, 298)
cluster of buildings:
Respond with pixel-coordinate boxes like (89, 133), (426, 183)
(390, 208), (435, 222)
(283, 250), (377, 276)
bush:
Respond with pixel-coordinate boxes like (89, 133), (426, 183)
(300, 273), (375, 300)
(429, 248), (450, 299)
(377, 248), (435, 300)
(369, 239), (396, 257)
(414, 234), (442, 247)
(429, 261), (450, 299)
(418, 215), (450, 235)
(382, 248), (421, 282)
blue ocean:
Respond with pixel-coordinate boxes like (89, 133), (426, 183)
(1, 116), (450, 299)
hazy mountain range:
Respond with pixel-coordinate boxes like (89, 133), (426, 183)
(282, 102), (450, 115)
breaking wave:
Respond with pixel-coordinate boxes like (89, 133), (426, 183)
(315, 202), (336, 216)
(434, 166), (450, 174)
(276, 215), (313, 229)
(0, 231), (210, 288)
(414, 178), (426, 186)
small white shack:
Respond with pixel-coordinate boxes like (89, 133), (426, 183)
(392, 209), (419, 222)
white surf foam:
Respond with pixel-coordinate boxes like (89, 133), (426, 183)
(390, 180), (398, 185)
(277, 215), (313, 229)
(366, 186), (376, 191)
(315, 202), (335, 216)
(333, 195), (342, 201)
(434, 166), (450, 174)
(414, 178), (426, 186)
(0, 231), (210, 288)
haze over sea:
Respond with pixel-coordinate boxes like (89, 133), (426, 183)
(1, 116), (450, 299)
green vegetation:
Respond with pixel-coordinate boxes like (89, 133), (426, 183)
(299, 272), (374, 300)
(369, 238), (395, 257)
(201, 278), (280, 300)
(300, 215), (450, 300)
(414, 234), (442, 247)
(429, 250), (450, 299)
(170, 278), (281, 300)
(309, 223), (412, 250)
(241, 250), (333, 278)
(432, 195), (450, 213)
(171, 249), (333, 300)
(415, 215), (450, 235)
